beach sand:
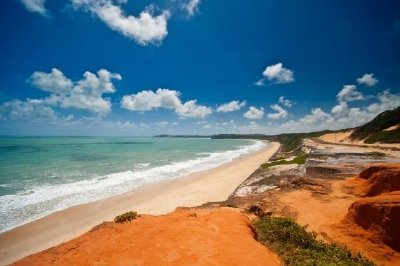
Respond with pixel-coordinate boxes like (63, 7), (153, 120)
(0, 141), (279, 265)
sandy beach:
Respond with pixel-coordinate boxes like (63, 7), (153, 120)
(0, 141), (279, 265)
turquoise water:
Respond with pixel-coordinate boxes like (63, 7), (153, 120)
(0, 137), (266, 232)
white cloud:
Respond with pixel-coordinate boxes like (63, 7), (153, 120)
(262, 63), (294, 84)
(357, 73), (378, 87)
(300, 108), (334, 125)
(216, 100), (246, 112)
(31, 68), (73, 94)
(20, 0), (48, 16)
(121, 89), (181, 111)
(31, 68), (121, 115)
(367, 89), (400, 114)
(254, 79), (265, 86)
(243, 106), (264, 120)
(279, 108), (334, 133)
(181, 0), (201, 17)
(331, 101), (349, 117)
(278, 96), (293, 108)
(279, 89), (400, 133)
(216, 119), (236, 127)
(337, 85), (365, 102)
(72, 0), (170, 45)
(176, 100), (212, 118)
(0, 99), (56, 121)
(267, 104), (288, 120)
(121, 89), (212, 119)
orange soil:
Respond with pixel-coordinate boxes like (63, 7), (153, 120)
(277, 168), (400, 265)
(342, 192), (400, 252)
(344, 164), (400, 197)
(11, 208), (280, 266)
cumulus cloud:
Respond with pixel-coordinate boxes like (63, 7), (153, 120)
(337, 85), (365, 102)
(300, 108), (334, 125)
(176, 100), (212, 118)
(121, 89), (181, 111)
(366, 90), (400, 114)
(216, 100), (246, 112)
(31, 68), (73, 94)
(243, 106), (264, 120)
(267, 104), (288, 120)
(260, 63), (294, 84)
(357, 73), (378, 87)
(72, 0), (170, 45)
(331, 101), (349, 118)
(0, 99), (56, 121)
(279, 89), (400, 133)
(30, 68), (121, 115)
(181, 0), (201, 17)
(20, 0), (48, 16)
(121, 88), (212, 119)
(278, 96), (293, 108)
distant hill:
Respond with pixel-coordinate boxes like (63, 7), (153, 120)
(154, 134), (210, 138)
(155, 107), (400, 150)
(350, 107), (400, 143)
(212, 131), (332, 152)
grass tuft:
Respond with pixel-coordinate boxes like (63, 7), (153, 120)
(114, 211), (138, 223)
(253, 216), (374, 266)
(261, 153), (308, 169)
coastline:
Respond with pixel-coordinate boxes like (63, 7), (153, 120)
(0, 141), (280, 265)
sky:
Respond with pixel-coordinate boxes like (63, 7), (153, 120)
(0, 0), (400, 136)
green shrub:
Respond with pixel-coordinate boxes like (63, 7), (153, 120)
(364, 127), (400, 144)
(351, 107), (400, 140)
(114, 211), (138, 223)
(261, 153), (308, 169)
(253, 216), (374, 266)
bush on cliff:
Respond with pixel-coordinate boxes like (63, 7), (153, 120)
(253, 216), (374, 266)
(114, 211), (138, 223)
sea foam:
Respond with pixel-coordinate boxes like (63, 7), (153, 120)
(0, 140), (266, 232)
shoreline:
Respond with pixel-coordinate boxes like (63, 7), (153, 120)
(0, 141), (279, 265)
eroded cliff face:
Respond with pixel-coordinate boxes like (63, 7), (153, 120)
(12, 208), (280, 266)
(341, 165), (400, 253)
(358, 165), (400, 196)
(344, 192), (400, 252)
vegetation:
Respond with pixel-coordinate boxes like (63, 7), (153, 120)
(364, 127), (400, 144)
(253, 216), (374, 266)
(114, 211), (138, 223)
(350, 107), (400, 142)
(261, 153), (308, 168)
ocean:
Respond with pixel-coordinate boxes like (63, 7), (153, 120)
(0, 136), (266, 232)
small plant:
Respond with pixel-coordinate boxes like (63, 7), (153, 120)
(261, 153), (308, 169)
(253, 216), (374, 266)
(114, 211), (138, 223)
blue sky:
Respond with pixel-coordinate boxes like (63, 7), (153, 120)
(0, 0), (400, 136)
